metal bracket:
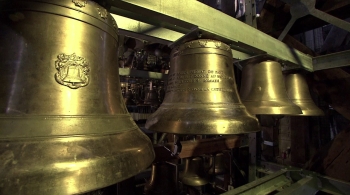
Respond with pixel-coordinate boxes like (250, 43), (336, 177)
(279, 0), (350, 40)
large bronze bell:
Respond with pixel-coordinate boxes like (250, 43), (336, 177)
(180, 157), (210, 186)
(146, 39), (259, 135)
(285, 73), (324, 116)
(0, 1), (154, 194)
(144, 162), (178, 195)
(240, 61), (302, 115)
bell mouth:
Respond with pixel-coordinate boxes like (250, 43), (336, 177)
(145, 104), (259, 135)
(0, 128), (155, 195)
(288, 100), (324, 116)
(242, 100), (303, 115)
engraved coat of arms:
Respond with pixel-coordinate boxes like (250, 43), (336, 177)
(55, 53), (90, 89)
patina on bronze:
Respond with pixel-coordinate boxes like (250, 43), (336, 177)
(209, 152), (228, 175)
(240, 61), (302, 115)
(180, 157), (210, 187)
(146, 39), (259, 135)
(285, 73), (324, 116)
(0, 0), (154, 194)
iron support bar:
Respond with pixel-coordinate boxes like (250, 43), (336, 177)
(112, 14), (183, 45)
(112, 0), (350, 73)
(109, 0), (313, 71)
(313, 50), (350, 71)
(222, 170), (291, 195)
(279, 0), (350, 41)
(275, 176), (319, 195)
(119, 68), (168, 80)
(253, 162), (350, 195)
(112, 14), (253, 61)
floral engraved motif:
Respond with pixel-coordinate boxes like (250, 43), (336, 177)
(72, 0), (87, 7)
(198, 40), (208, 47)
(97, 7), (108, 20)
(55, 53), (90, 89)
(111, 16), (118, 31)
(186, 42), (193, 48)
(214, 41), (222, 48)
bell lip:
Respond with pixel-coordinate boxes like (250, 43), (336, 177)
(181, 177), (209, 186)
(0, 129), (155, 195)
(242, 100), (303, 115)
(145, 107), (260, 135)
(179, 171), (209, 186)
(289, 101), (325, 116)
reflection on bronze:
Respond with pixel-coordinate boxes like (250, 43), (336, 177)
(146, 39), (259, 135)
(240, 61), (302, 115)
(209, 153), (227, 175)
(285, 73), (324, 116)
(144, 162), (178, 195)
(181, 157), (210, 186)
(0, 1), (154, 194)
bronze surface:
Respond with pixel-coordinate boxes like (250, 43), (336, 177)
(240, 61), (302, 115)
(145, 39), (259, 135)
(285, 73), (324, 116)
(144, 88), (160, 106)
(0, 1), (154, 194)
(180, 157), (209, 187)
(209, 152), (228, 175)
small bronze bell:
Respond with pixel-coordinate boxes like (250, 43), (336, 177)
(144, 87), (160, 106)
(0, 1), (154, 194)
(209, 153), (228, 175)
(146, 39), (259, 135)
(285, 73), (324, 116)
(240, 61), (302, 115)
(124, 89), (136, 105)
(180, 157), (211, 186)
(144, 162), (178, 195)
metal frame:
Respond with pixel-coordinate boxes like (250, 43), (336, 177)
(110, 0), (350, 72)
(119, 68), (168, 80)
(221, 162), (350, 195)
(278, 0), (350, 41)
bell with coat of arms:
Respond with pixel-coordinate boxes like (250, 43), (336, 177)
(0, 0), (154, 194)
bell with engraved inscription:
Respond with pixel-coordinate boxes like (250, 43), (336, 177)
(285, 73), (324, 116)
(240, 61), (302, 115)
(0, 1), (154, 194)
(145, 39), (259, 135)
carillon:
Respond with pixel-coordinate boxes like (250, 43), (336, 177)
(240, 61), (302, 115)
(0, 0), (154, 194)
(146, 39), (259, 135)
